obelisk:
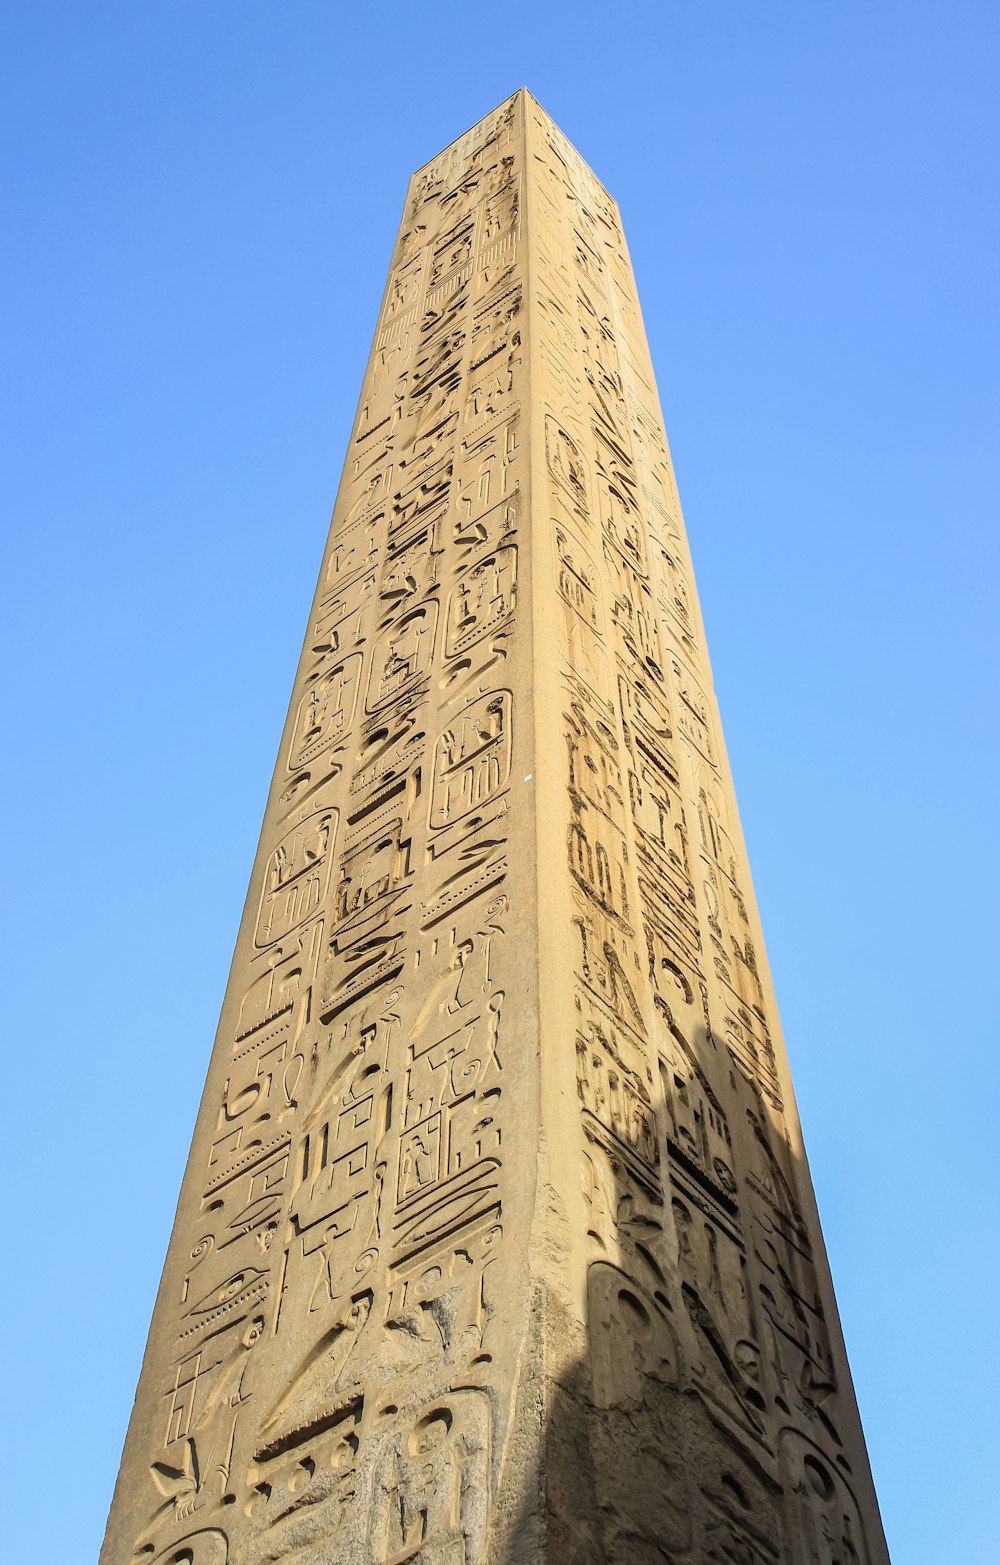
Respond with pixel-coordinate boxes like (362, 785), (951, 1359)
(102, 91), (889, 1565)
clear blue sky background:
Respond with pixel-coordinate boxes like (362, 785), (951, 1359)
(2, 4), (997, 1560)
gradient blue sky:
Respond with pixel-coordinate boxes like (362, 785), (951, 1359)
(3, 5), (997, 1560)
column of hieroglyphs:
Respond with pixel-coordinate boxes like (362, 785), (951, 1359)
(103, 90), (889, 1565)
(522, 96), (888, 1563)
(103, 91), (546, 1565)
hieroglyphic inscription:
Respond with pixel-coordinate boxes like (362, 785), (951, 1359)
(106, 92), (529, 1565)
(104, 91), (887, 1565)
(531, 96), (885, 1563)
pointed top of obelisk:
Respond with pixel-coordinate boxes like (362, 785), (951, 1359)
(410, 87), (612, 203)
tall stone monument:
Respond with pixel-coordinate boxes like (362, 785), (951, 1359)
(103, 91), (888, 1564)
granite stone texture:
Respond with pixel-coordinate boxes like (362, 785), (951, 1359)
(102, 91), (889, 1565)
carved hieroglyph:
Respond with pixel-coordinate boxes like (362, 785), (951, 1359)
(102, 92), (889, 1565)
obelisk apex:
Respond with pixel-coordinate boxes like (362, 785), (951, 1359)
(103, 90), (888, 1565)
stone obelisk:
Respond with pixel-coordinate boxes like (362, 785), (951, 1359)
(102, 91), (888, 1565)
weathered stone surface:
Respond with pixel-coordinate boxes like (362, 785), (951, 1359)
(102, 91), (889, 1565)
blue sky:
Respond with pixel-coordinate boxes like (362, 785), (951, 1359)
(2, 4), (997, 1560)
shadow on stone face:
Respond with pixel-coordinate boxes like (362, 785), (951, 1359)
(492, 1021), (889, 1565)
(114, 1002), (889, 1565)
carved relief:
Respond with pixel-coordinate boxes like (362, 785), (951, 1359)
(430, 691), (512, 829)
(451, 487), (518, 560)
(654, 537), (697, 651)
(106, 92), (885, 1565)
(290, 657), (362, 771)
(670, 654), (716, 763)
(370, 1392), (491, 1564)
(366, 604), (438, 713)
(335, 818), (412, 936)
(254, 811), (337, 949)
(455, 427), (520, 547)
(589, 1262), (679, 1410)
(134, 1309), (267, 1556)
(780, 1430), (871, 1564)
(139, 1532), (229, 1565)
(576, 1004), (658, 1182)
(245, 1403), (361, 1562)
(555, 523), (603, 632)
(546, 413), (590, 517)
(291, 993), (399, 1264)
(379, 520), (443, 620)
(445, 545), (517, 656)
